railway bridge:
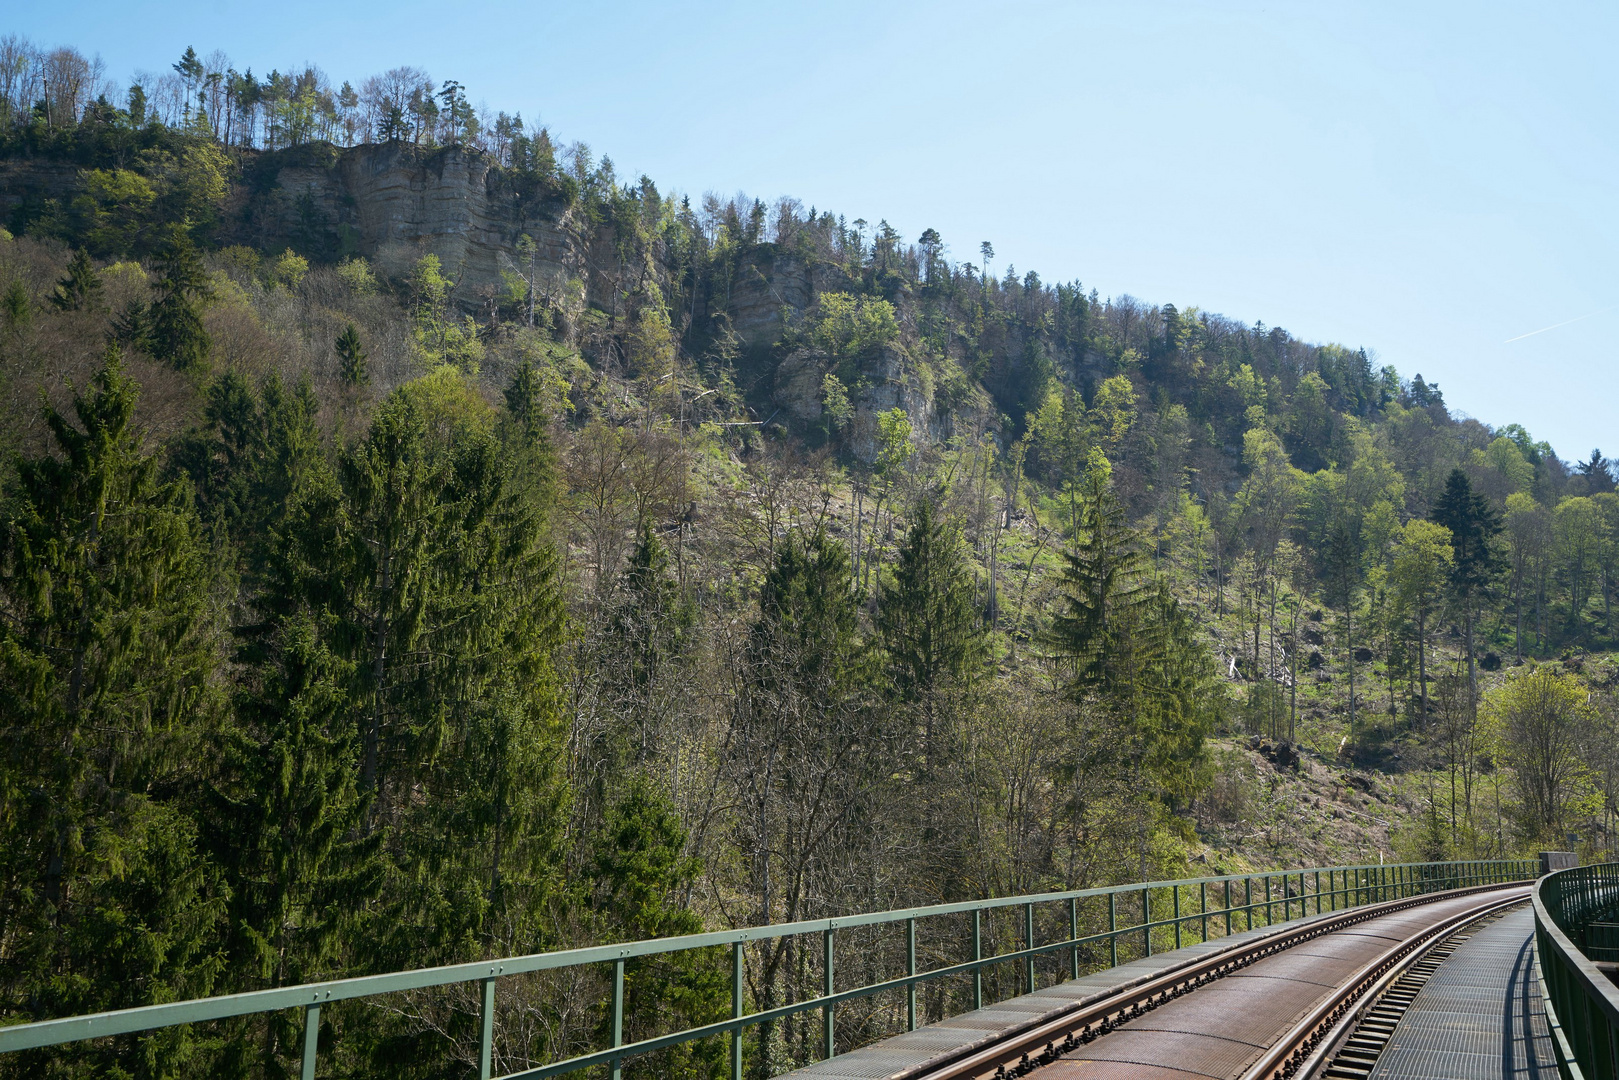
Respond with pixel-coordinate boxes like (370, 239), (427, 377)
(4, 856), (1618, 1079)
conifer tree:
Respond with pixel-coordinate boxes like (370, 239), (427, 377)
(877, 497), (986, 733)
(336, 322), (367, 386)
(0, 348), (226, 1075)
(1045, 449), (1158, 691)
(49, 248), (102, 311)
(1430, 468), (1500, 696)
(147, 229), (212, 376)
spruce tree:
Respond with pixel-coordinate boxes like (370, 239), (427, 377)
(0, 348), (227, 1075)
(147, 230), (213, 376)
(336, 322), (368, 386)
(49, 248), (103, 312)
(1045, 450), (1158, 691)
(1430, 467), (1501, 698)
(877, 497), (986, 730)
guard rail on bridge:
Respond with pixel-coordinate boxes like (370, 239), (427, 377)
(1534, 862), (1619, 1079)
(1, 858), (1534, 1080)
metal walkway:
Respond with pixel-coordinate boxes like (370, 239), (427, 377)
(780, 911), (1321, 1079)
(782, 894), (1555, 1080)
(1367, 907), (1557, 1080)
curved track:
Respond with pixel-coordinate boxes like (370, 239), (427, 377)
(896, 884), (1530, 1080)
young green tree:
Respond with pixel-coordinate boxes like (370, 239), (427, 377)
(336, 321), (368, 386)
(1487, 667), (1595, 842)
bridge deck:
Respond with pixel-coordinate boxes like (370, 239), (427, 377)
(1366, 906), (1557, 1080)
(782, 903), (1372, 1080)
(782, 890), (1541, 1080)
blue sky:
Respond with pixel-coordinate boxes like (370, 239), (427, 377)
(12, 1), (1616, 461)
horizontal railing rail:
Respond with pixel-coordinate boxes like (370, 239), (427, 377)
(1534, 863), (1619, 1080)
(0, 858), (1534, 1079)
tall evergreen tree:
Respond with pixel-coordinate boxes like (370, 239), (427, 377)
(1430, 467), (1501, 697)
(49, 248), (103, 312)
(1045, 450), (1158, 691)
(147, 230), (212, 376)
(877, 497), (986, 733)
(0, 349), (227, 1076)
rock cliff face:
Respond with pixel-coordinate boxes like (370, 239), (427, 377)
(2, 140), (995, 461)
(247, 143), (993, 459)
(243, 143), (584, 308)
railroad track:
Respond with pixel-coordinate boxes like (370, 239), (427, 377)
(892, 882), (1530, 1080)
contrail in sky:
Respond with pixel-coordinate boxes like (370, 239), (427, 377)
(1504, 303), (1618, 343)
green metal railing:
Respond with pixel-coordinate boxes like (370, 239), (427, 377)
(0, 858), (1532, 1078)
(1534, 863), (1619, 1079)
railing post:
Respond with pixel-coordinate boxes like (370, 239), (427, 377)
(1265, 876), (1273, 925)
(1142, 888), (1152, 956)
(1025, 902), (1036, 992)
(479, 977), (497, 1080)
(1314, 870), (1322, 914)
(1224, 881), (1232, 935)
(907, 918), (917, 1032)
(973, 909), (983, 1009)
(1245, 877), (1253, 930)
(1069, 897), (1080, 980)
(300, 1004), (320, 1080)
(1109, 893), (1118, 968)
(1174, 886), (1182, 949)
(823, 928), (835, 1059)
(731, 941), (744, 1080)
(1200, 881), (1208, 941)
(611, 959), (625, 1080)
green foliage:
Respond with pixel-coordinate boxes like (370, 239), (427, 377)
(271, 247), (309, 291)
(803, 291), (899, 383)
(50, 248), (103, 312)
(878, 497), (988, 710)
(146, 229), (213, 376)
(336, 321), (367, 386)
(0, 349), (227, 1075)
(0, 278), (28, 331)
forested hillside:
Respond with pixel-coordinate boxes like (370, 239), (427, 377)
(1, 36), (1617, 1080)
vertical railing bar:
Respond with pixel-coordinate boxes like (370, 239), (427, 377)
(1109, 892), (1118, 968)
(731, 941), (744, 1080)
(1142, 888), (1152, 957)
(611, 959), (625, 1080)
(1174, 886), (1182, 950)
(479, 977), (497, 1080)
(1200, 881), (1208, 942)
(823, 928), (835, 1060)
(1069, 897), (1080, 980)
(906, 918), (917, 1032)
(300, 1003), (320, 1080)
(1025, 902), (1036, 993)
(973, 909), (983, 1010)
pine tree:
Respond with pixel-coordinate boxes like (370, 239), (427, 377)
(877, 497), (987, 732)
(1430, 468), (1501, 698)
(1045, 450), (1158, 691)
(1, 278), (29, 331)
(333, 369), (568, 981)
(0, 348), (227, 1076)
(336, 322), (368, 386)
(49, 248), (103, 312)
(147, 230), (212, 376)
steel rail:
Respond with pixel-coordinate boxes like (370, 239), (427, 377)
(890, 881), (1530, 1080)
(1239, 889), (1529, 1080)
